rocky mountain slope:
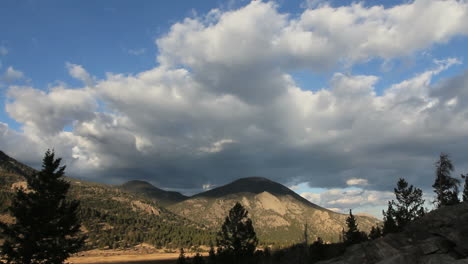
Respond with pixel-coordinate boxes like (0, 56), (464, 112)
(318, 202), (468, 264)
(0, 151), (212, 249)
(169, 177), (380, 245)
(120, 180), (188, 206)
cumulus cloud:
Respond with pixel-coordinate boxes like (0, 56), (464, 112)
(66, 63), (95, 86)
(2, 66), (24, 82)
(2, 0), (468, 194)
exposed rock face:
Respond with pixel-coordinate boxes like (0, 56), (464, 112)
(318, 202), (468, 264)
(169, 177), (380, 244)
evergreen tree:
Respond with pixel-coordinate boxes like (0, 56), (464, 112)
(433, 153), (460, 207)
(0, 150), (84, 264)
(369, 226), (382, 240)
(344, 209), (365, 245)
(462, 174), (468, 202)
(192, 253), (206, 264)
(217, 202), (258, 257)
(177, 248), (188, 264)
(382, 202), (398, 235)
(208, 244), (217, 264)
(392, 178), (425, 228)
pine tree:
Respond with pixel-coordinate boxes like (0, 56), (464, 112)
(217, 202), (258, 257)
(0, 150), (84, 264)
(392, 178), (425, 228)
(344, 209), (365, 245)
(369, 226), (382, 240)
(208, 244), (217, 264)
(462, 174), (468, 202)
(177, 248), (188, 264)
(382, 202), (398, 235)
(192, 253), (206, 264)
(433, 153), (460, 207)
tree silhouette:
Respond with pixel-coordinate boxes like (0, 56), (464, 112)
(393, 178), (425, 228)
(344, 209), (366, 245)
(433, 153), (460, 207)
(177, 248), (188, 264)
(192, 253), (206, 264)
(462, 174), (468, 202)
(369, 226), (382, 240)
(382, 202), (398, 235)
(0, 150), (84, 264)
(217, 202), (258, 258)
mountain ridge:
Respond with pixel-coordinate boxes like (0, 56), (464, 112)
(192, 176), (326, 211)
(120, 180), (188, 206)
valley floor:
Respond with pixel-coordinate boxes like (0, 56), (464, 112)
(68, 249), (207, 264)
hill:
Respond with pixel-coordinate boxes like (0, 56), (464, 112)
(169, 177), (380, 245)
(318, 202), (468, 263)
(120, 180), (187, 206)
(0, 151), (213, 249)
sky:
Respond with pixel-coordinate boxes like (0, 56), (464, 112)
(1, 0), (468, 217)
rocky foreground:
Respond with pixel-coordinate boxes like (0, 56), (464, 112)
(319, 202), (468, 264)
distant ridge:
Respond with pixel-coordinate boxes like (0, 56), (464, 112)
(194, 176), (323, 209)
(120, 180), (188, 206)
(0, 150), (35, 177)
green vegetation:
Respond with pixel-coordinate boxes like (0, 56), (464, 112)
(433, 153), (460, 207)
(383, 178), (425, 234)
(0, 152), (214, 251)
(217, 203), (258, 258)
(343, 210), (367, 245)
(0, 150), (84, 264)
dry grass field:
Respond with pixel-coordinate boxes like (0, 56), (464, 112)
(67, 249), (208, 264)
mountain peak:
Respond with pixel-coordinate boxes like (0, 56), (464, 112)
(193, 177), (319, 208)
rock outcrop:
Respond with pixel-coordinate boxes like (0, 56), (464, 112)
(319, 202), (468, 264)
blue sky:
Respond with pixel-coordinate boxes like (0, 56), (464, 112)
(1, 0), (468, 217)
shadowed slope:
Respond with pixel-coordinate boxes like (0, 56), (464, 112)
(120, 180), (188, 206)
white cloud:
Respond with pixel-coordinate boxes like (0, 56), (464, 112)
(346, 178), (369, 186)
(301, 188), (394, 214)
(158, 0), (468, 73)
(66, 63), (94, 86)
(2, 66), (24, 82)
(6, 85), (97, 135)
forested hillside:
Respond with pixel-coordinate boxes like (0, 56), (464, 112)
(0, 151), (213, 249)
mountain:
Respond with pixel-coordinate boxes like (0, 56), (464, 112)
(0, 151), (35, 177)
(318, 202), (468, 264)
(169, 177), (380, 245)
(0, 151), (213, 249)
(120, 180), (188, 206)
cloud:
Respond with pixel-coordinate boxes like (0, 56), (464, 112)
(0, 46), (7, 56)
(346, 178), (369, 186)
(128, 48), (146, 56)
(66, 63), (95, 86)
(2, 66), (24, 82)
(6, 85), (97, 135)
(157, 0), (468, 72)
(2, 0), (468, 194)
(301, 188), (394, 215)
